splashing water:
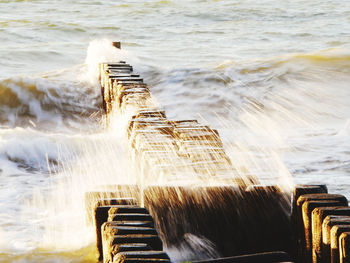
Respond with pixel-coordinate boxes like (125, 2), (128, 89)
(0, 38), (349, 262)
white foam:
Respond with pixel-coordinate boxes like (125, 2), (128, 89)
(83, 39), (130, 85)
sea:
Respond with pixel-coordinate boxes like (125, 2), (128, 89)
(0, 0), (350, 262)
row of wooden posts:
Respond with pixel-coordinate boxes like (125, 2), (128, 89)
(87, 183), (350, 263)
(95, 49), (243, 262)
(99, 61), (238, 183)
(293, 185), (350, 263)
(87, 44), (350, 263)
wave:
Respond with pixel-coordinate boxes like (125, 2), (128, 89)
(0, 71), (101, 129)
(0, 39), (137, 172)
(0, 40), (349, 176)
(218, 48), (350, 75)
(142, 48), (350, 127)
(0, 39), (132, 129)
(1, 42), (349, 133)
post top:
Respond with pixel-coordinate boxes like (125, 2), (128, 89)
(112, 42), (121, 49)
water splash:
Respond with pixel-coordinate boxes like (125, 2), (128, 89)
(2, 42), (350, 262)
(83, 39), (139, 85)
(166, 233), (220, 262)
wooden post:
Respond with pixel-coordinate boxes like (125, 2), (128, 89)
(112, 42), (121, 49)
(339, 232), (350, 263)
(293, 185), (328, 215)
(331, 226), (350, 263)
(292, 185), (328, 262)
(244, 185), (292, 256)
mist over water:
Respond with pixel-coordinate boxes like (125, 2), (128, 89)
(0, 0), (350, 262)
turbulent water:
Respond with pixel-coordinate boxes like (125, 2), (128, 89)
(0, 0), (350, 262)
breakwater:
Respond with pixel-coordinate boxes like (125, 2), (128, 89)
(85, 44), (350, 263)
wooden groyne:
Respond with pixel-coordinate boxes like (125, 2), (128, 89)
(85, 43), (350, 263)
(99, 60), (237, 182)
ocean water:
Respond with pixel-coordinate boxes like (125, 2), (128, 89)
(0, 0), (350, 262)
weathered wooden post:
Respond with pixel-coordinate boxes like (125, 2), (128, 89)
(292, 185), (328, 262)
(112, 42), (121, 49)
(330, 225), (350, 263)
(339, 232), (350, 263)
(244, 185), (292, 256)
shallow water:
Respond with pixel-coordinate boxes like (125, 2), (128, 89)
(0, 0), (350, 262)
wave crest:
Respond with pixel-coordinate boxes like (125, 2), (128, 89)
(0, 73), (101, 129)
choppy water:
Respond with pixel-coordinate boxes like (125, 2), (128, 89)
(0, 0), (350, 262)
